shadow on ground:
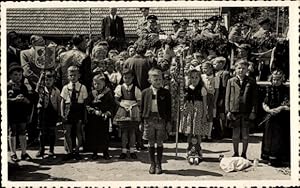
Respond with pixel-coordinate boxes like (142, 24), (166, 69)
(164, 169), (223, 177)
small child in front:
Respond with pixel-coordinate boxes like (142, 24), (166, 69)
(114, 69), (141, 159)
(225, 60), (257, 159)
(36, 70), (61, 158)
(7, 63), (32, 162)
(61, 66), (88, 161)
(187, 135), (202, 165)
(140, 68), (172, 174)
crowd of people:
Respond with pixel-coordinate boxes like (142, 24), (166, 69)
(7, 7), (290, 175)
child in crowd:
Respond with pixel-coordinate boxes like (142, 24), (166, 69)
(140, 68), (172, 174)
(7, 63), (32, 162)
(110, 59), (123, 87)
(108, 49), (119, 61)
(35, 70), (61, 158)
(187, 135), (202, 165)
(104, 58), (117, 88)
(180, 69), (207, 161)
(212, 57), (230, 138)
(85, 73), (115, 160)
(201, 62), (219, 140)
(114, 69), (141, 159)
(61, 66), (88, 161)
(225, 60), (257, 159)
(128, 45), (136, 57)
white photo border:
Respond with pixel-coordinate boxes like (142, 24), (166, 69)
(1, 1), (299, 187)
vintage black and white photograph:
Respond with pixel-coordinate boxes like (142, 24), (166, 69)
(1, 1), (299, 187)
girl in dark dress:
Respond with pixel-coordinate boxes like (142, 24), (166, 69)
(85, 73), (115, 160)
(261, 70), (290, 166)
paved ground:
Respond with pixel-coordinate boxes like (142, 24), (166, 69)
(7, 131), (290, 181)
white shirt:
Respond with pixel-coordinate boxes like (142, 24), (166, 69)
(60, 81), (88, 104)
(114, 83), (141, 101)
(110, 14), (116, 20)
(9, 46), (17, 55)
(150, 85), (159, 112)
(201, 74), (219, 94)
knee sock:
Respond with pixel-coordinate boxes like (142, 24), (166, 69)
(233, 141), (239, 154)
(49, 134), (56, 153)
(156, 146), (163, 165)
(148, 146), (156, 165)
(19, 135), (27, 155)
(242, 139), (248, 154)
(9, 136), (16, 155)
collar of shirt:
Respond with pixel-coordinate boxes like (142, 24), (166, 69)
(9, 46), (17, 55)
(110, 14), (116, 20)
(150, 85), (159, 95)
(123, 83), (133, 91)
(189, 85), (196, 90)
(236, 75), (245, 84)
(68, 81), (80, 89)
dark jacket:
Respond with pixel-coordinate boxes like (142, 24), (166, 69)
(128, 55), (153, 91)
(7, 46), (21, 66)
(141, 87), (171, 122)
(225, 76), (257, 114)
(101, 15), (125, 40)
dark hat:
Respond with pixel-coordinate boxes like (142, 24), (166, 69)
(216, 15), (223, 21)
(259, 18), (271, 26)
(171, 20), (180, 25)
(147, 15), (158, 21)
(8, 62), (23, 74)
(180, 18), (189, 24)
(192, 19), (199, 24)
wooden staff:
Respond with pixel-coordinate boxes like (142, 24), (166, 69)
(175, 45), (189, 158)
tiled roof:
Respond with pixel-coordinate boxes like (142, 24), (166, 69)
(7, 7), (220, 36)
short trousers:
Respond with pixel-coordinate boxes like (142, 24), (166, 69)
(143, 113), (167, 142)
(9, 122), (27, 137)
(229, 113), (253, 128)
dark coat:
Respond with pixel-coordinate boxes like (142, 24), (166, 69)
(225, 76), (257, 114)
(101, 15), (125, 40)
(127, 54), (152, 91)
(141, 87), (171, 122)
(7, 46), (21, 66)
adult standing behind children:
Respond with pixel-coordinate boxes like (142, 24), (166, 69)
(57, 34), (92, 91)
(60, 66), (88, 161)
(140, 68), (172, 175)
(128, 40), (152, 91)
(85, 72), (115, 160)
(136, 7), (150, 37)
(225, 59), (257, 159)
(20, 35), (45, 146)
(20, 35), (45, 88)
(101, 8), (125, 51)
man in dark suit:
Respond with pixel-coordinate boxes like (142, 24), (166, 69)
(101, 8), (125, 51)
(7, 31), (22, 66)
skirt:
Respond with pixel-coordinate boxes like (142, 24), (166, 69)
(113, 105), (140, 125)
(179, 101), (208, 136)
